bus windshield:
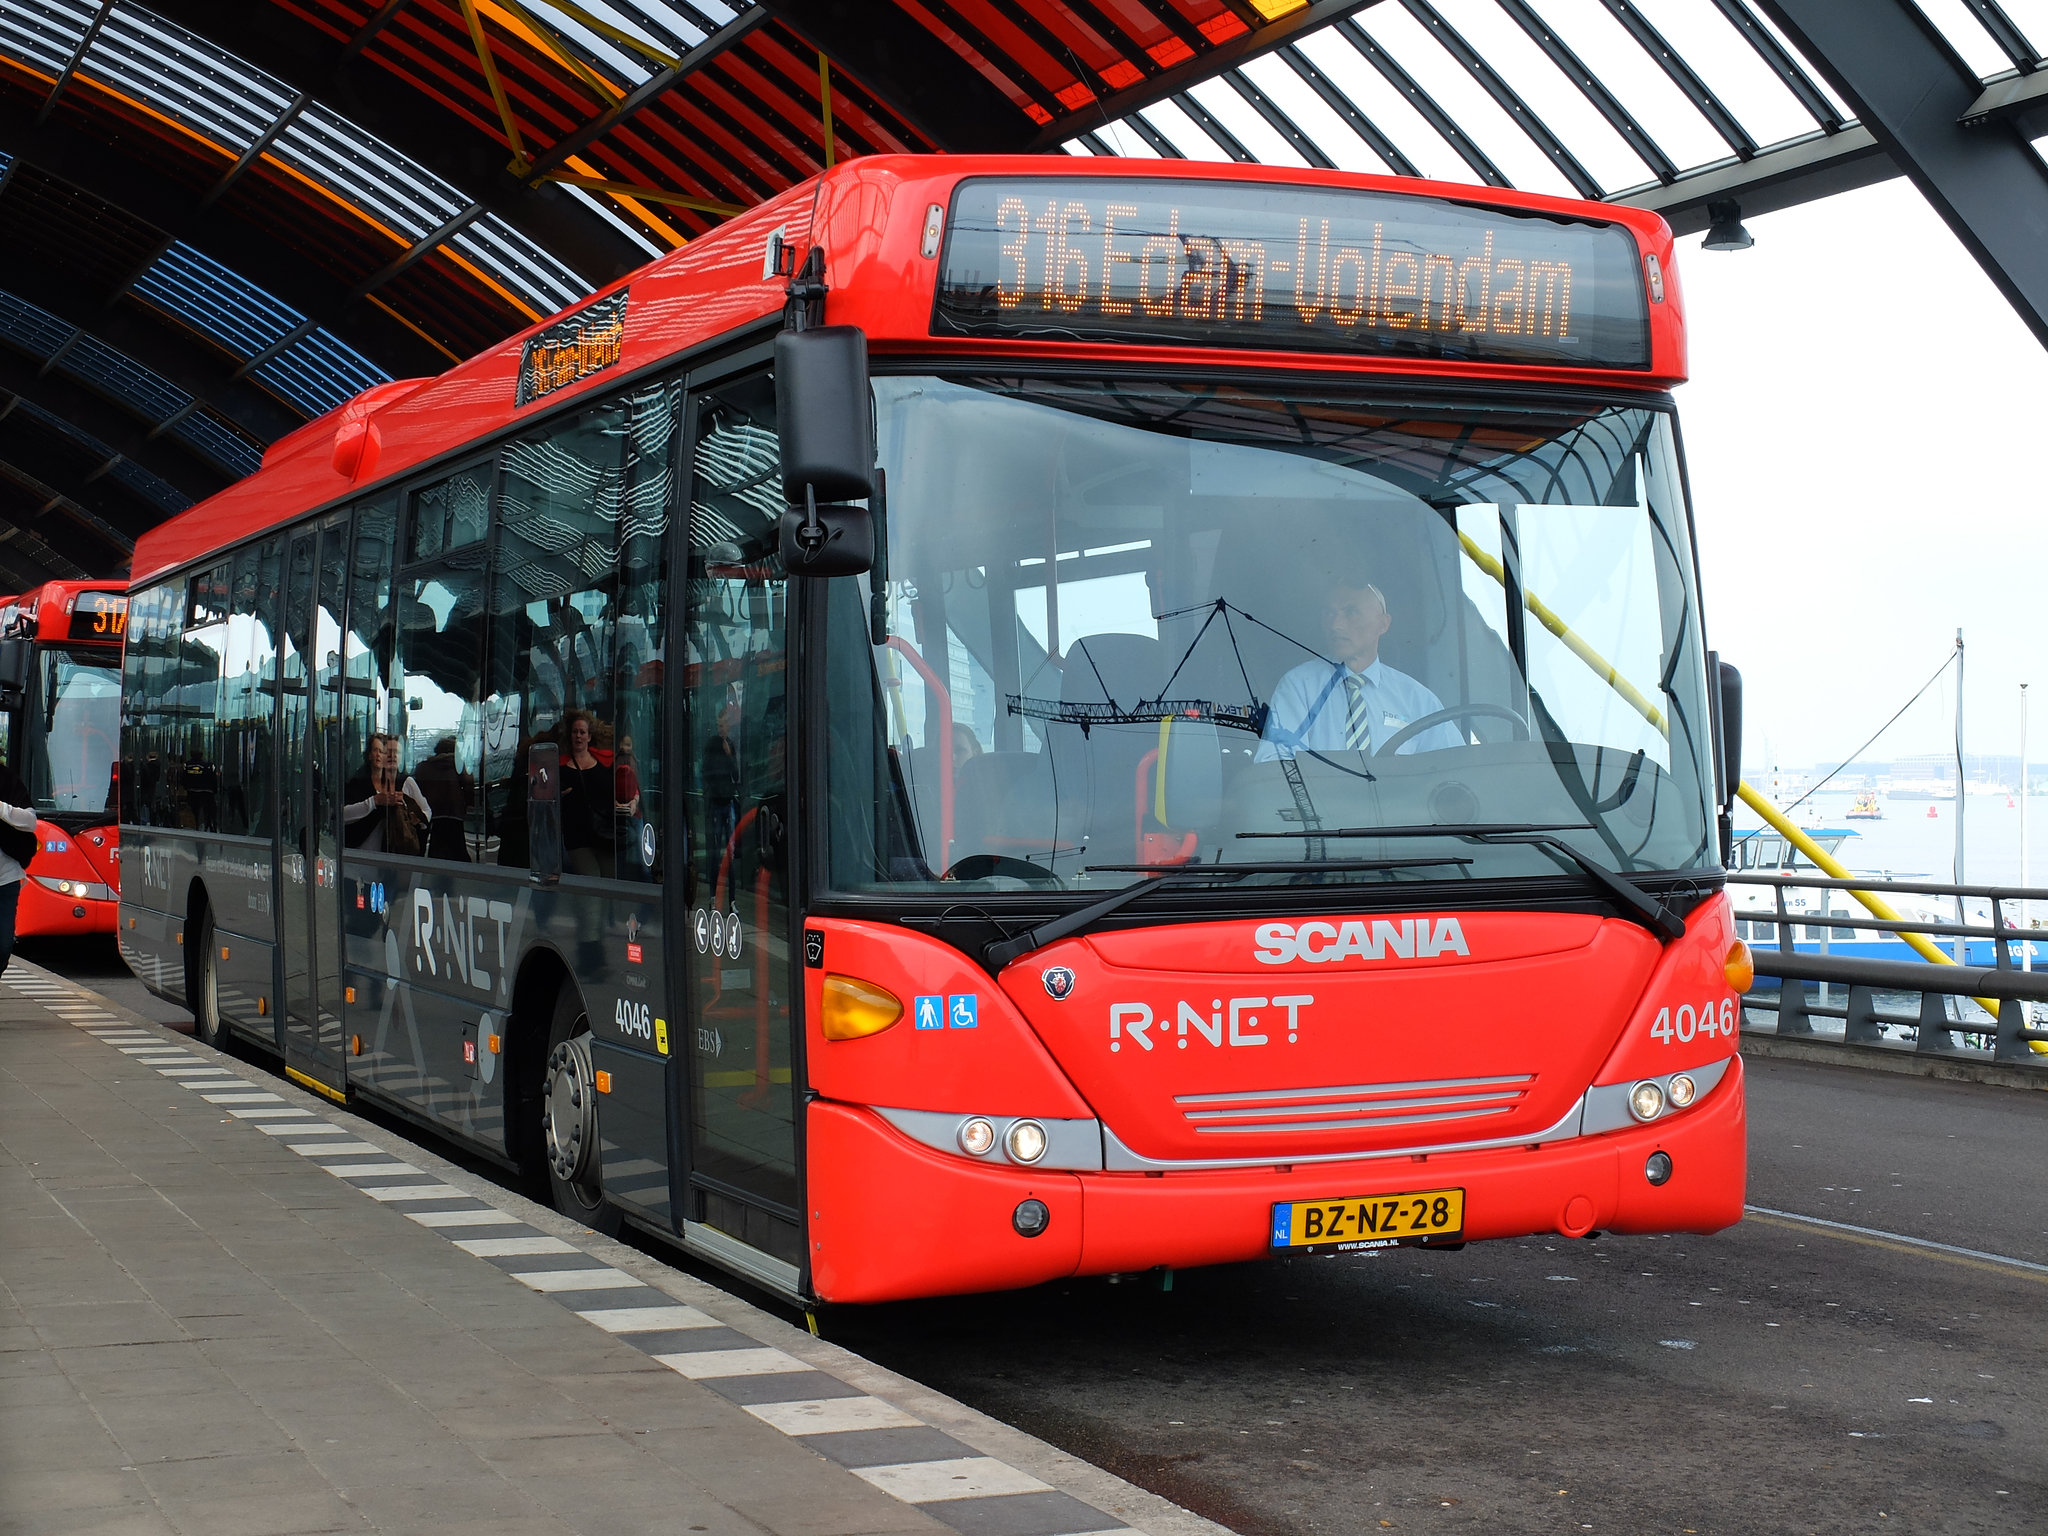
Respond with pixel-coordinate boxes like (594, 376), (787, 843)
(28, 645), (121, 821)
(824, 375), (1716, 895)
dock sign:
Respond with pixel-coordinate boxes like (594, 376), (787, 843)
(914, 995), (944, 1031)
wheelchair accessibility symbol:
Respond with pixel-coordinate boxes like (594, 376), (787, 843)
(948, 994), (977, 1029)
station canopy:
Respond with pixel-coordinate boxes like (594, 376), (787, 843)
(1, 0), (2044, 587)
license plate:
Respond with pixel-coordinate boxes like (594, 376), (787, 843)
(1270, 1188), (1465, 1252)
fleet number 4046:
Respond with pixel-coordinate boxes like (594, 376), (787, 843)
(1650, 998), (1736, 1045)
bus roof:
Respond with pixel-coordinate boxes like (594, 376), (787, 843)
(130, 155), (1684, 587)
(0, 579), (130, 646)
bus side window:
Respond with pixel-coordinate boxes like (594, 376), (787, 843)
(398, 471), (488, 863)
(487, 399), (626, 878)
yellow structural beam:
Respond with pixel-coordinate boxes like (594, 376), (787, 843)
(1736, 780), (2018, 1029)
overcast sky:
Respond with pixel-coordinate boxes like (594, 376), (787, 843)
(1676, 176), (2048, 773)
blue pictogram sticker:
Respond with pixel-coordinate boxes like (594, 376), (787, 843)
(913, 995), (944, 1031)
(948, 993), (978, 1029)
(1270, 1204), (1291, 1247)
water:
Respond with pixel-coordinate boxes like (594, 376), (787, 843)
(1739, 787), (2046, 892)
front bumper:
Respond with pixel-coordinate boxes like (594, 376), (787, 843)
(805, 1054), (1745, 1304)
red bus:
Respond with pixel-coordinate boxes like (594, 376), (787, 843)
(117, 156), (1750, 1305)
(0, 580), (126, 935)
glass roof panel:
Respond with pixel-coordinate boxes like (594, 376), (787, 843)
(1526, 0), (1733, 170)
(1733, 2), (1856, 120)
(1294, 26), (1481, 184)
(61, 333), (188, 423)
(1432, 0), (1653, 194)
(133, 242), (303, 358)
(273, 102), (466, 246)
(0, 0), (88, 74)
(132, 242), (390, 417)
(170, 410), (262, 479)
(1182, 75), (1314, 167)
(86, 5), (287, 154)
(103, 453), (189, 514)
(1239, 52), (1398, 175)
(1361, 4), (1577, 197)
(0, 288), (77, 360)
(450, 216), (592, 315)
(1911, 0), (2026, 77)
(1079, 119), (1165, 158)
(1994, 0), (2048, 57)
(1631, 0), (1827, 148)
(253, 334), (389, 420)
(1134, 96), (1240, 160)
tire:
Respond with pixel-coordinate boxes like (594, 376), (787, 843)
(192, 909), (227, 1048)
(541, 981), (623, 1236)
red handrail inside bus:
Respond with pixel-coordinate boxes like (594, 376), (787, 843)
(882, 637), (953, 871)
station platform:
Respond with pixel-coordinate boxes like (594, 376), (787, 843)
(0, 960), (1221, 1536)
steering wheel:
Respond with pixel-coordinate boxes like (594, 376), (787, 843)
(1372, 703), (1529, 757)
(942, 853), (1063, 885)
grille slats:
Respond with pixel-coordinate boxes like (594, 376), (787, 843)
(1176, 1072), (1535, 1136)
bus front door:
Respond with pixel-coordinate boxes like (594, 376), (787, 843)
(276, 525), (350, 1098)
(678, 370), (803, 1280)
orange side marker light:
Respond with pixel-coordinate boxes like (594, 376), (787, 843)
(820, 975), (903, 1040)
(1725, 939), (1754, 994)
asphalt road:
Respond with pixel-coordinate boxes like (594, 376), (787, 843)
(37, 936), (2048, 1536)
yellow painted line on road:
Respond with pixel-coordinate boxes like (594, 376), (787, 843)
(1745, 1206), (2048, 1284)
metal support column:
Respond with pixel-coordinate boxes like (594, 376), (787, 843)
(1759, 1), (2048, 350)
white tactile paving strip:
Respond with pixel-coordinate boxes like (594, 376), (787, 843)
(9, 967), (1217, 1536)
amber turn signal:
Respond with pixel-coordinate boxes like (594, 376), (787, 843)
(1724, 939), (1754, 994)
(821, 974), (904, 1040)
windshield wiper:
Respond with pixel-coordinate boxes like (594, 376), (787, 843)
(983, 858), (1467, 970)
(1237, 823), (1683, 941)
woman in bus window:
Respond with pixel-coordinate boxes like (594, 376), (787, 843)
(558, 710), (614, 880)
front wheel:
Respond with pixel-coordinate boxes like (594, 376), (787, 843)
(193, 910), (227, 1048)
(541, 982), (623, 1236)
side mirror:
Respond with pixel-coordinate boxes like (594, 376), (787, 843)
(0, 637), (28, 710)
(1716, 660), (1743, 811)
(776, 326), (876, 578)
(775, 327), (873, 504)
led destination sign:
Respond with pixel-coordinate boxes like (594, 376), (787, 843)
(934, 177), (1651, 370)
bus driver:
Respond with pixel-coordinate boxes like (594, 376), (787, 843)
(1258, 576), (1463, 760)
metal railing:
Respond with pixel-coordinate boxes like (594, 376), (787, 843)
(1730, 872), (2048, 1069)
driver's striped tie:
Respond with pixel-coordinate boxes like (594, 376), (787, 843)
(1344, 675), (1372, 752)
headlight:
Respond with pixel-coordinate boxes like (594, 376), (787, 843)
(1005, 1119), (1048, 1164)
(957, 1117), (996, 1156)
(1628, 1080), (1666, 1122)
(1667, 1073), (1697, 1108)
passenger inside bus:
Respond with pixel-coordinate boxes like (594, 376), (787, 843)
(407, 737), (473, 862)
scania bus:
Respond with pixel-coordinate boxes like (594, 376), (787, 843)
(117, 156), (1751, 1305)
(0, 580), (126, 935)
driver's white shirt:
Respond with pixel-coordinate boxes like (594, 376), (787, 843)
(1257, 656), (1463, 759)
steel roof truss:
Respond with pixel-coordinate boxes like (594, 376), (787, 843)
(522, 7), (776, 181)
(1121, 110), (1187, 157)
(1169, 88), (1257, 161)
(1402, 0), (1601, 198)
(1704, 0), (1843, 130)
(1962, 0), (2042, 72)
(1221, 67), (1336, 168)
(1597, 0), (1757, 158)
(1332, 15), (1507, 185)
(36, 0), (113, 127)
(1274, 40), (1419, 177)
(1492, 0), (1676, 183)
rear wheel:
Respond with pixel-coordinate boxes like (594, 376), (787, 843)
(542, 982), (622, 1236)
(192, 909), (227, 1048)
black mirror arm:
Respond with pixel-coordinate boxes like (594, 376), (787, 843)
(784, 246), (828, 332)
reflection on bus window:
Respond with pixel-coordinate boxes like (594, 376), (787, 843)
(30, 649), (121, 818)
